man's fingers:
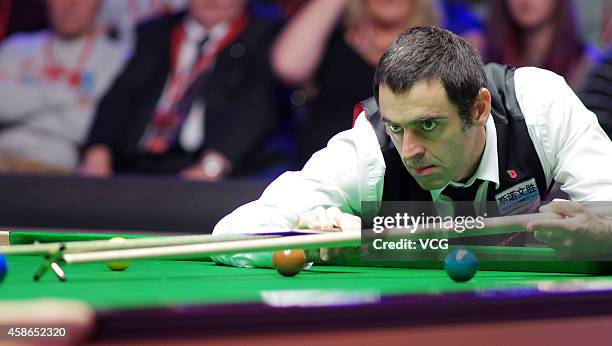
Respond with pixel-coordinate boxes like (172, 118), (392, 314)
(544, 243), (574, 260)
(320, 248), (330, 261)
(296, 207), (328, 229)
(295, 215), (310, 229)
(527, 218), (577, 232)
(318, 246), (361, 262)
(533, 229), (552, 242)
(328, 207), (361, 231)
(298, 207), (359, 232)
(535, 230), (571, 244)
(297, 207), (361, 262)
(529, 218), (577, 243)
(338, 212), (361, 232)
(317, 207), (340, 230)
(539, 200), (586, 217)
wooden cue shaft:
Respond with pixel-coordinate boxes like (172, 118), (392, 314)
(0, 234), (277, 255)
(62, 206), (612, 264)
(385, 211), (555, 239)
(387, 206), (612, 239)
(63, 232), (361, 264)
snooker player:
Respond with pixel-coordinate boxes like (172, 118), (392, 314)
(212, 26), (612, 266)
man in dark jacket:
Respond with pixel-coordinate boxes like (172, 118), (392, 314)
(80, 0), (282, 180)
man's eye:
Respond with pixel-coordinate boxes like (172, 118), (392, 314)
(387, 124), (403, 134)
(421, 120), (438, 132)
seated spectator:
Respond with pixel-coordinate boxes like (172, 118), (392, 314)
(272, 0), (442, 167)
(97, 0), (187, 49)
(581, 46), (612, 138)
(484, 0), (599, 91)
(0, 0), (125, 174)
(80, 0), (283, 180)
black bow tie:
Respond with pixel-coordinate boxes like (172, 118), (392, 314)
(442, 179), (483, 202)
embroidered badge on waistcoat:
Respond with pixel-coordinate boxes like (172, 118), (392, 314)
(495, 178), (540, 215)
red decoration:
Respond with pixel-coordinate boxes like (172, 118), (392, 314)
(146, 138), (169, 154)
(67, 72), (81, 88)
(44, 65), (64, 81)
(153, 112), (177, 128)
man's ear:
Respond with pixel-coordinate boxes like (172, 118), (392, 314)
(473, 88), (491, 127)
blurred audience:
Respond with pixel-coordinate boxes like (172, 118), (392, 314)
(0, 0), (48, 42)
(272, 0), (442, 167)
(80, 0), (283, 180)
(602, 3), (612, 48)
(250, 0), (309, 19)
(0, 0), (125, 174)
(572, 0), (612, 48)
(443, 1), (485, 52)
(485, 0), (600, 91)
(581, 46), (612, 138)
(3, 0), (608, 179)
(97, 0), (187, 49)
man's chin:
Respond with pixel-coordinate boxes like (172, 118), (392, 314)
(412, 176), (447, 191)
(54, 28), (89, 40)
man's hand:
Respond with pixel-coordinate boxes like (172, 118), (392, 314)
(297, 206), (362, 261)
(180, 150), (231, 181)
(296, 206), (361, 232)
(527, 201), (612, 260)
(79, 145), (113, 177)
(179, 163), (218, 181)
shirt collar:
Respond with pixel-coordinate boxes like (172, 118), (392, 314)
(184, 16), (230, 45)
(430, 114), (500, 200)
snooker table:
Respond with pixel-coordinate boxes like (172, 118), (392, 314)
(2, 231), (612, 345)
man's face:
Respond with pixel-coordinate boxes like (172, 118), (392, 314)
(47, 0), (100, 39)
(188, 0), (247, 28)
(379, 80), (484, 190)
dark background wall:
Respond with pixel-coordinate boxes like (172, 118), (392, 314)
(0, 174), (269, 233)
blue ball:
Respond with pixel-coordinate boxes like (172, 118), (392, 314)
(444, 248), (477, 282)
(0, 254), (7, 282)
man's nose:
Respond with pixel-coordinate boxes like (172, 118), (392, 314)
(401, 131), (425, 161)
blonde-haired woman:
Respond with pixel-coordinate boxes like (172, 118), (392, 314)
(272, 0), (442, 166)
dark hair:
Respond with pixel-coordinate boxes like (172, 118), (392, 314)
(485, 0), (584, 79)
(373, 26), (486, 129)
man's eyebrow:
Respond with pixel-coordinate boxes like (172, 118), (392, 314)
(381, 114), (447, 126)
(414, 114), (447, 121)
(380, 114), (399, 126)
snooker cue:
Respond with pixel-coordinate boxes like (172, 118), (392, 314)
(0, 233), (279, 255)
(62, 207), (612, 264)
